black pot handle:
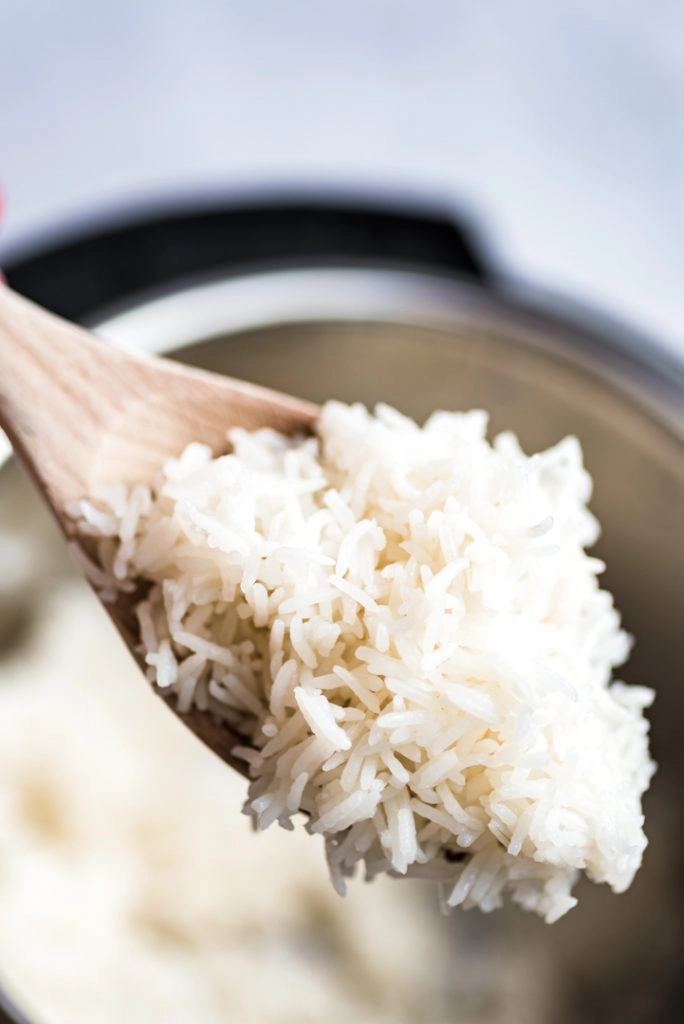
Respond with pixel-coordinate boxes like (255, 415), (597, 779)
(4, 196), (489, 323)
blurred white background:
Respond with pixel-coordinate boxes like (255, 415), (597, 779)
(1, 0), (683, 352)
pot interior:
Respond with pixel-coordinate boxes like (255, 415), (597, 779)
(1, 301), (682, 1024)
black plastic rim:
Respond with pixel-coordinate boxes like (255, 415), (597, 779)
(4, 195), (489, 324)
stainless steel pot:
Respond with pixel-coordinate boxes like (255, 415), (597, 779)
(1, 200), (682, 1024)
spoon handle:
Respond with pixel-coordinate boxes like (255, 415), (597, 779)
(0, 286), (132, 526)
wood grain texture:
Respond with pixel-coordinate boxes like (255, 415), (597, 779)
(0, 286), (319, 773)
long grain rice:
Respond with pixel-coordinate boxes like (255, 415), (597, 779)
(67, 401), (655, 922)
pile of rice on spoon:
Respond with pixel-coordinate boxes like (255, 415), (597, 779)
(69, 401), (654, 923)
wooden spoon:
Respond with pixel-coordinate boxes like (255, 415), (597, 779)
(0, 285), (319, 773)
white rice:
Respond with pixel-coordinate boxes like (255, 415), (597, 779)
(68, 401), (655, 923)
